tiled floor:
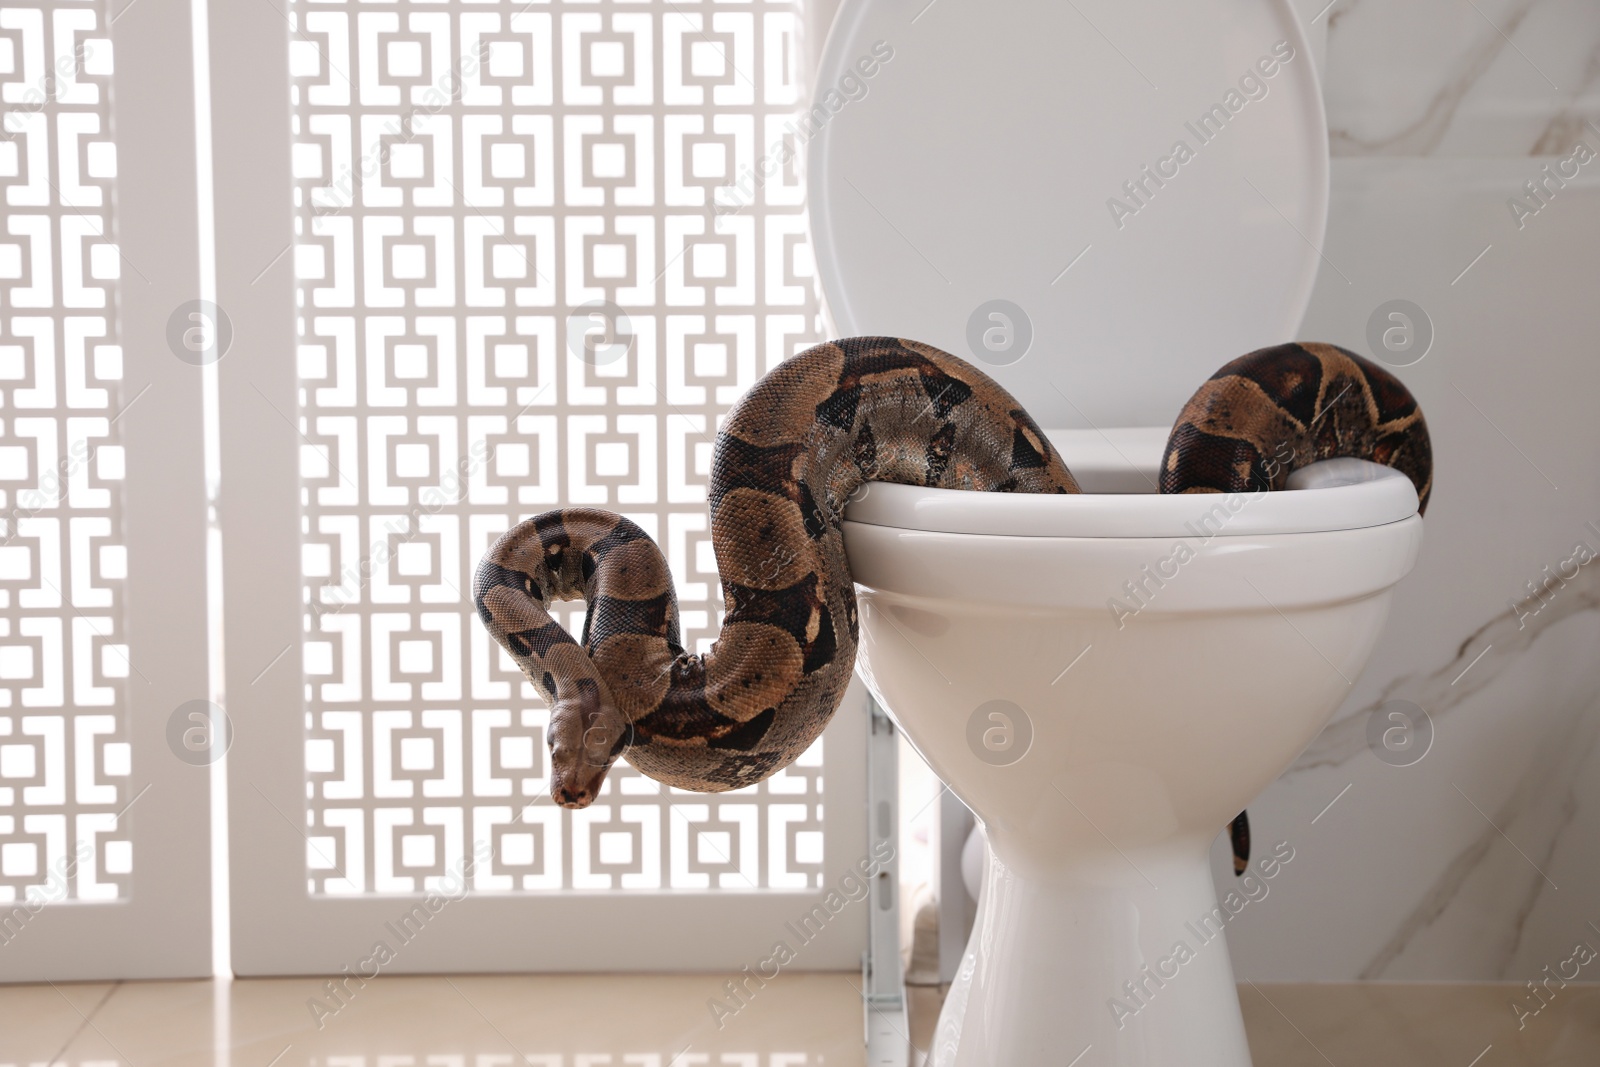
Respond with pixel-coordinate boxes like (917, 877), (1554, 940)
(0, 973), (862, 1067)
(2, 975), (1597, 1066)
(1233, 983), (1600, 1067)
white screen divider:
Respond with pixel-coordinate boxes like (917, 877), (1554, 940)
(210, 0), (870, 976)
(0, 0), (214, 982)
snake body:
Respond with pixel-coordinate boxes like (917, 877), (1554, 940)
(474, 337), (1432, 877)
(1162, 341), (1432, 510)
(474, 337), (1078, 808)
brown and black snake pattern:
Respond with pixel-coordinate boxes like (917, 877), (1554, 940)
(474, 336), (1432, 878)
(1161, 341), (1433, 870)
(474, 337), (1079, 809)
(1161, 341), (1432, 510)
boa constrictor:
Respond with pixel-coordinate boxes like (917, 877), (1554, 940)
(474, 336), (1432, 874)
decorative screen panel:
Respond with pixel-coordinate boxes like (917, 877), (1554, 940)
(289, 0), (829, 896)
(0, 0), (133, 906)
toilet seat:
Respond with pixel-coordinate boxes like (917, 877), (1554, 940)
(843, 463), (1420, 539)
(843, 427), (1420, 537)
(808, 0), (1328, 430)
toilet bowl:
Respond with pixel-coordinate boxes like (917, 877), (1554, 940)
(842, 437), (1420, 1064)
(807, 1), (1420, 1064)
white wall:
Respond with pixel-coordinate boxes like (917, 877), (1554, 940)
(1226, 0), (1600, 981)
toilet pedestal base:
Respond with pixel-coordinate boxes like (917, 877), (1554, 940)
(930, 843), (1255, 1067)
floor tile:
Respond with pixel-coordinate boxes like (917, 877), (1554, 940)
(1238, 982), (1600, 1067)
(0, 982), (118, 1066)
(44, 973), (865, 1067)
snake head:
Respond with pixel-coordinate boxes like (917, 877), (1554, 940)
(547, 677), (631, 808)
(474, 553), (631, 809)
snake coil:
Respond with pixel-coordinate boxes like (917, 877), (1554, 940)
(474, 337), (1431, 871)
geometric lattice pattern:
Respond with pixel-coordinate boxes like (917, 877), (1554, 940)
(290, 0), (828, 894)
(0, 0), (132, 905)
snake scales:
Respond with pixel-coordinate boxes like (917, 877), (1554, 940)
(473, 336), (1431, 872)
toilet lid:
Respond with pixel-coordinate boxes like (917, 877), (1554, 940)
(808, 0), (1328, 430)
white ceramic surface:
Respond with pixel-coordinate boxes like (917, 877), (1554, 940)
(841, 509), (1422, 1064)
(810, 0), (1329, 429)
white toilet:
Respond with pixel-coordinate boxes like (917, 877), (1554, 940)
(809, 2), (1424, 1064)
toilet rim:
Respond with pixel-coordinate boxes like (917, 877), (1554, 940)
(840, 459), (1420, 538)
